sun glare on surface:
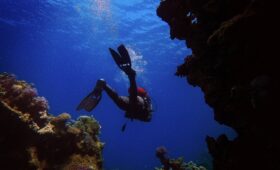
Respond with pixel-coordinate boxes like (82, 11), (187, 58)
(91, 0), (118, 35)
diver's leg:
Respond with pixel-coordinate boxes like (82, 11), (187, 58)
(102, 81), (129, 110)
(127, 70), (138, 103)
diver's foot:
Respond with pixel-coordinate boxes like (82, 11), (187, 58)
(125, 68), (136, 77)
(95, 79), (106, 91)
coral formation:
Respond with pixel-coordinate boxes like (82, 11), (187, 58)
(157, 0), (278, 169)
(155, 146), (207, 170)
(0, 73), (103, 169)
(0, 73), (49, 128)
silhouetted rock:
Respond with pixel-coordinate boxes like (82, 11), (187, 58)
(155, 146), (207, 170)
(157, 0), (279, 169)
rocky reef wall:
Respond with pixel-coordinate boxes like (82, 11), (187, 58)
(0, 73), (103, 170)
(157, 0), (278, 169)
(155, 146), (207, 170)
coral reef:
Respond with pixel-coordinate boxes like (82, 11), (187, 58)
(157, 0), (279, 169)
(0, 73), (103, 169)
(155, 146), (207, 170)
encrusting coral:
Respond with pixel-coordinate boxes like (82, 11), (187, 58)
(155, 146), (207, 170)
(0, 72), (103, 170)
(0, 73), (49, 128)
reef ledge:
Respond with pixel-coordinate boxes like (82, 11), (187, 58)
(0, 72), (103, 170)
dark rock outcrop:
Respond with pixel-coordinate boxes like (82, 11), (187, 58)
(157, 0), (279, 169)
(155, 146), (207, 170)
(0, 73), (103, 170)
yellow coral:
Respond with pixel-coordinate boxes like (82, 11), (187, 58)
(67, 126), (81, 136)
(1, 101), (40, 131)
(62, 154), (99, 170)
(38, 122), (55, 134)
(96, 141), (105, 150)
(0, 86), (5, 96)
(51, 113), (71, 124)
(39, 111), (49, 119)
(12, 84), (24, 90)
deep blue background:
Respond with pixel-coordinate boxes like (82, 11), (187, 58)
(0, 1), (235, 169)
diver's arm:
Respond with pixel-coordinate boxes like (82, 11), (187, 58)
(103, 84), (119, 101)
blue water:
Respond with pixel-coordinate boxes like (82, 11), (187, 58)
(0, 1), (235, 169)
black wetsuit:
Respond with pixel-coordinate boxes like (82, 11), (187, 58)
(103, 74), (151, 122)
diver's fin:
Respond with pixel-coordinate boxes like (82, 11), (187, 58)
(109, 48), (123, 69)
(76, 90), (102, 112)
(117, 44), (131, 66)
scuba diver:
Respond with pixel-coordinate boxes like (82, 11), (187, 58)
(77, 44), (153, 126)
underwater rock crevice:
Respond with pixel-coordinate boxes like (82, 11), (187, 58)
(157, 0), (279, 169)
